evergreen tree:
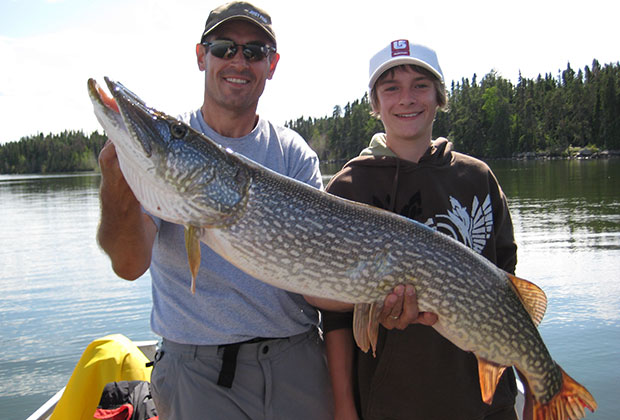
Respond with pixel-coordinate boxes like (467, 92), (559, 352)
(4, 61), (619, 174)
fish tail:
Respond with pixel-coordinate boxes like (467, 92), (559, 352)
(533, 367), (597, 420)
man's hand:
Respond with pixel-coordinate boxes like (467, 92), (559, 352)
(97, 139), (156, 280)
(378, 284), (438, 330)
(98, 140), (137, 208)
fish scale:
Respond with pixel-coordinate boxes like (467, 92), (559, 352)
(88, 77), (596, 420)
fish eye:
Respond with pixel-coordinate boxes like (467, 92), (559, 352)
(170, 122), (188, 139)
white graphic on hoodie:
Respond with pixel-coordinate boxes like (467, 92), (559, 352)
(425, 194), (493, 254)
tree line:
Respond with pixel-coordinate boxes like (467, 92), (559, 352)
(1, 60), (618, 174)
(0, 130), (107, 174)
(287, 60), (620, 161)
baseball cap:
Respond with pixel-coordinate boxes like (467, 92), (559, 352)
(369, 39), (443, 90)
(200, 1), (276, 44)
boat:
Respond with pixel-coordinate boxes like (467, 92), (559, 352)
(26, 339), (158, 420)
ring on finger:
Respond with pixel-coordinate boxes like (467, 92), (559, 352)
(390, 315), (399, 320)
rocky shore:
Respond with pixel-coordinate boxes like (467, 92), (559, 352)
(513, 148), (620, 160)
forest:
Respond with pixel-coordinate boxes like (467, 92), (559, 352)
(0, 60), (618, 174)
(289, 59), (620, 161)
(0, 130), (108, 174)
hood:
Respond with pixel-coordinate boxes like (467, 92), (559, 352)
(357, 133), (453, 166)
(360, 133), (398, 158)
(335, 134), (454, 213)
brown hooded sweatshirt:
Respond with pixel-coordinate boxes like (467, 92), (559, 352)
(324, 135), (518, 420)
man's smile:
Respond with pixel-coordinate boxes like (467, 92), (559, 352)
(224, 77), (250, 85)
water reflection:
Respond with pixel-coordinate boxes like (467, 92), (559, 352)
(500, 160), (620, 330)
(491, 159), (619, 201)
(0, 173), (154, 419)
(0, 172), (100, 191)
(1, 159), (619, 420)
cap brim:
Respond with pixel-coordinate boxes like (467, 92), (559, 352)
(202, 16), (276, 43)
(369, 57), (443, 90)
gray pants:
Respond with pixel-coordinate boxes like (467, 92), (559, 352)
(151, 329), (334, 420)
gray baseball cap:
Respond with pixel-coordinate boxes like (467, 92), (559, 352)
(200, 1), (276, 44)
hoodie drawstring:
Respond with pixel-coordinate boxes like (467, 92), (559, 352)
(390, 158), (401, 213)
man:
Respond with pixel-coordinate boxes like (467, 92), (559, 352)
(97, 2), (333, 419)
(321, 39), (524, 420)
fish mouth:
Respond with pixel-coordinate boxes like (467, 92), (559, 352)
(88, 78), (123, 126)
(102, 77), (150, 111)
(88, 77), (159, 157)
(87, 78), (120, 114)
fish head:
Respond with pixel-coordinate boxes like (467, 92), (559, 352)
(89, 77), (183, 162)
(88, 77), (251, 227)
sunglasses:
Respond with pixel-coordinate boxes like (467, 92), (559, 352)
(202, 40), (276, 62)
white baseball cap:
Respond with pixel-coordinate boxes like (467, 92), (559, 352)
(369, 39), (444, 90)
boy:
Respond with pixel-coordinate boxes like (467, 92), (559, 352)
(323, 39), (521, 420)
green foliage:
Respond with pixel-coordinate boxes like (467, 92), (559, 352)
(2, 61), (619, 174)
(0, 130), (107, 174)
(288, 61), (620, 161)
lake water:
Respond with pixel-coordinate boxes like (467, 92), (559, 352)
(1, 159), (619, 420)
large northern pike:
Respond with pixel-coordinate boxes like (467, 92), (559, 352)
(89, 77), (596, 420)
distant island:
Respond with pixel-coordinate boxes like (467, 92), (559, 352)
(1, 60), (618, 175)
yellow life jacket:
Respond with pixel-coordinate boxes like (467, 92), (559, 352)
(50, 334), (152, 420)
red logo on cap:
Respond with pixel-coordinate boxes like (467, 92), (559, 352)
(391, 40), (410, 57)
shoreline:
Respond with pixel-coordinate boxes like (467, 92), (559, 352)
(2, 151), (619, 177)
(511, 148), (620, 160)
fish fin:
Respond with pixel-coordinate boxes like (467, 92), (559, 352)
(476, 356), (507, 405)
(507, 273), (547, 326)
(184, 226), (201, 294)
(352, 303), (381, 357)
(533, 366), (597, 420)
(367, 302), (381, 357)
(353, 303), (371, 353)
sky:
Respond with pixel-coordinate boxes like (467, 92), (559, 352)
(0, 0), (618, 144)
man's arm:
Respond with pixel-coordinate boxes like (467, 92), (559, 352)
(97, 140), (157, 280)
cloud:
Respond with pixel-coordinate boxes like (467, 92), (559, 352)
(1, 0), (618, 144)
(0, 3), (202, 142)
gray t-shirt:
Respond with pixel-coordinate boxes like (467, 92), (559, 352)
(149, 110), (323, 345)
